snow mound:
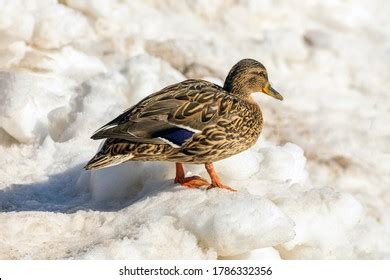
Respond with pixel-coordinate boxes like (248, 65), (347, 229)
(32, 4), (93, 49)
(274, 187), (364, 259)
(74, 187), (295, 259)
(0, 71), (71, 143)
(77, 216), (217, 260)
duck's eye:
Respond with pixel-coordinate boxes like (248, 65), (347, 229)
(248, 77), (257, 85)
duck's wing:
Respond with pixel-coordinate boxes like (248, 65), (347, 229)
(91, 79), (240, 147)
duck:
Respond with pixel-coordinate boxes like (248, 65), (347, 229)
(85, 58), (283, 192)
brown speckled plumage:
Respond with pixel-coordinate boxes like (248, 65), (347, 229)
(85, 59), (283, 191)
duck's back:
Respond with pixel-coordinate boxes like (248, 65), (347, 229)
(85, 79), (262, 169)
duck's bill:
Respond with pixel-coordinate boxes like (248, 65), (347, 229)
(264, 86), (284, 101)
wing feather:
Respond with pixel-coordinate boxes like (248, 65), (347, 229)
(90, 79), (241, 146)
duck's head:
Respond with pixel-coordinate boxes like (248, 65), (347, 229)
(223, 58), (283, 101)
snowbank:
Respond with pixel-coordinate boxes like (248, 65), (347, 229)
(0, 0), (389, 259)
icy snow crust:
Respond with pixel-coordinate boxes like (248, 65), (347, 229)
(0, 0), (389, 259)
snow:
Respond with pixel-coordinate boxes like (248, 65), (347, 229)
(1, 0), (390, 259)
(75, 188), (295, 259)
(0, 71), (72, 143)
(32, 4), (93, 49)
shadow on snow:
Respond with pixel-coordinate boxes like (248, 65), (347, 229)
(0, 163), (173, 214)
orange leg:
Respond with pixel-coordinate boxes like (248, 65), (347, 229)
(174, 163), (209, 189)
(205, 163), (237, 192)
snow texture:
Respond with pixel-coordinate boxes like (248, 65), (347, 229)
(0, 0), (389, 259)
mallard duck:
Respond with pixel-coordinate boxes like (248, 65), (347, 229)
(85, 58), (283, 191)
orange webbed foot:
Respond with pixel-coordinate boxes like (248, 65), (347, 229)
(175, 163), (209, 189)
(174, 162), (237, 191)
(204, 162), (238, 192)
(206, 183), (237, 192)
(175, 176), (210, 189)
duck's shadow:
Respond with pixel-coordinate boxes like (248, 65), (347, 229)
(0, 163), (173, 214)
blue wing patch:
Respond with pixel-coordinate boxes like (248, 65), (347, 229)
(153, 127), (194, 147)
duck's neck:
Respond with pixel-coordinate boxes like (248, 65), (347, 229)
(223, 80), (252, 97)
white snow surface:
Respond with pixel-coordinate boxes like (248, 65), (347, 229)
(0, 0), (389, 259)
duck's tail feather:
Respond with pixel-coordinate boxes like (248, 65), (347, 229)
(84, 153), (134, 170)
